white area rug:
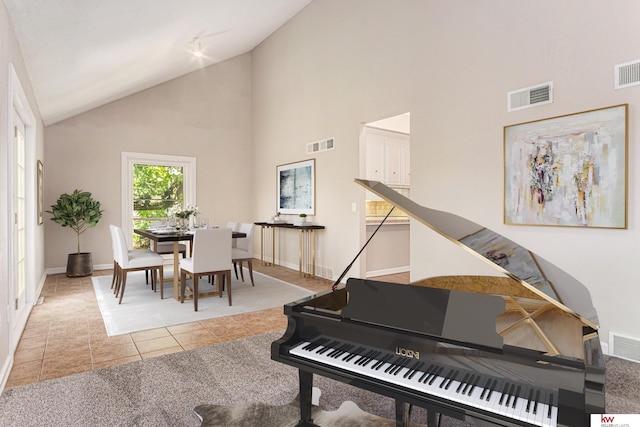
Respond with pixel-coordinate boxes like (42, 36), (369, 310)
(92, 270), (314, 336)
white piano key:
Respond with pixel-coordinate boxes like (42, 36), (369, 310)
(289, 340), (557, 427)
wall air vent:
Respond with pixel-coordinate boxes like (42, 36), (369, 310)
(507, 81), (553, 112)
(615, 59), (640, 89)
(610, 331), (640, 363)
(307, 137), (335, 154)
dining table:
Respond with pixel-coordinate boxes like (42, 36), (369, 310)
(134, 228), (246, 301)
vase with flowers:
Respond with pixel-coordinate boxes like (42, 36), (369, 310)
(168, 204), (200, 230)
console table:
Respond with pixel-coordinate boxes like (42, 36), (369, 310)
(254, 222), (325, 277)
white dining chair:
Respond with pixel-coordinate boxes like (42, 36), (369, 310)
(150, 221), (188, 258)
(232, 223), (255, 286)
(109, 224), (153, 290)
(112, 225), (164, 303)
(179, 228), (232, 311)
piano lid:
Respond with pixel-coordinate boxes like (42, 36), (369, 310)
(356, 179), (599, 330)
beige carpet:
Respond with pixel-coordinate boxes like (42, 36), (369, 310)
(0, 331), (637, 426)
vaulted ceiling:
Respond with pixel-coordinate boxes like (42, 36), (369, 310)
(4, 0), (311, 124)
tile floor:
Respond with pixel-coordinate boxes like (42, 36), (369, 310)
(7, 261), (408, 388)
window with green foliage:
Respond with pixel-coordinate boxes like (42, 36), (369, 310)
(132, 164), (184, 248)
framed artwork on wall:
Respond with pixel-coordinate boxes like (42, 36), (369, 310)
(504, 104), (628, 228)
(277, 159), (315, 215)
(37, 160), (44, 225)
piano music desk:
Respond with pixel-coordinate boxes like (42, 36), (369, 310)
(254, 222), (325, 278)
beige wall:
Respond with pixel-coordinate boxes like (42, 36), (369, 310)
(1, 1), (45, 385)
(251, 0), (640, 348)
(44, 54), (252, 271)
(38, 0), (640, 352)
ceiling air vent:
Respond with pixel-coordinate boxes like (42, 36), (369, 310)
(615, 59), (640, 89)
(610, 331), (640, 363)
(307, 137), (335, 154)
(507, 81), (553, 112)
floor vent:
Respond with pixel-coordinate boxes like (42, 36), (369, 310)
(615, 59), (640, 89)
(610, 331), (640, 363)
(307, 137), (335, 154)
(507, 81), (553, 112)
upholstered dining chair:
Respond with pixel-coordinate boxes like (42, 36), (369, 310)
(232, 223), (255, 286)
(111, 225), (164, 303)
(150, 221), (188, 257)
(179, 228), (232, 311)
(145, 221), (187, 284)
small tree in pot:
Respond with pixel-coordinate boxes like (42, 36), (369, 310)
(47, 189), (104, 277)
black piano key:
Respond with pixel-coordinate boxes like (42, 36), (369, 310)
(428, 366), (445, 385)
(465, 374), (480, 395)
(485, 379), (499, 401)
(467, 375), (481, 396)
(480, 378), (492, 400)
(456, 373), (471, 393)
(547, 392), (555, 419)
(389, 360), (406, 375)
(533, 389), (541, 415)
(511, 385), (521, 409)
(444, 369), (460, 390)
(384, 356), (404, 374)
(498, 382), (510, 406)
(438, 368), (454, 388)
(404, 361), (424, 379)
(343, 347), (365, 362)
(418, 364), (435, 383)
(505, 383), (516, 408)
(355, 349), (377, 366)
(330, 343), (354, 359)
(316, 340), (340, 355)
(302, 339), (326, 351)
(525, 388), (534, 413)
(371, 353), (392, 370)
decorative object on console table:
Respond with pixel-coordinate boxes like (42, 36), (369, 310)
(294, 213), (308, 226)
(504, 104), (628, 228)
(267, 212), (287, 224)
(47, 189), (104, 277)
(276, 159), (315, 215)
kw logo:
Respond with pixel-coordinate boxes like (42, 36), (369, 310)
(395, 347), (419, 359)
(601, 415), (615, 423)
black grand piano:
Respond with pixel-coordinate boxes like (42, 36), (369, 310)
(272, 179), (605, 427)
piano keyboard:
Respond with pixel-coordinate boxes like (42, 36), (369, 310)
(289, 338), (558, 427)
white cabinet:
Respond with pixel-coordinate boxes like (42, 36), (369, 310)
(365, 128), (410, 187)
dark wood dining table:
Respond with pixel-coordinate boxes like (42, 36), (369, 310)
(134, 228), (246, 301)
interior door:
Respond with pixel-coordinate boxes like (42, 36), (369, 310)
(12, 111), (28, 323)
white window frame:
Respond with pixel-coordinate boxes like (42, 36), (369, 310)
(121, 152), (196, 248)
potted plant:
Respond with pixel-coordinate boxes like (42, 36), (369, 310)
(298, 213), (308, 225)
(47, 189), (104, 277)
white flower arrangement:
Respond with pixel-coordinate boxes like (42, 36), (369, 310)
(168, 203), (200, 219)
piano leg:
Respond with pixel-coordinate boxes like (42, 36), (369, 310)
(395, 400), (407, 426)
(296, 370), (321, 427)
(396, 402), (438, 426)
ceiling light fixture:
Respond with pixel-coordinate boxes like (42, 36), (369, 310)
(189, 37), (204, 58)
(192, 41), (203, 57)
(189, 31), (226, 58)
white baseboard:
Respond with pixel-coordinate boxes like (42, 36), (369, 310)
(366, 266), (410, 278)
(0, 352), (13, 395)
(46, 263), (113, 275)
